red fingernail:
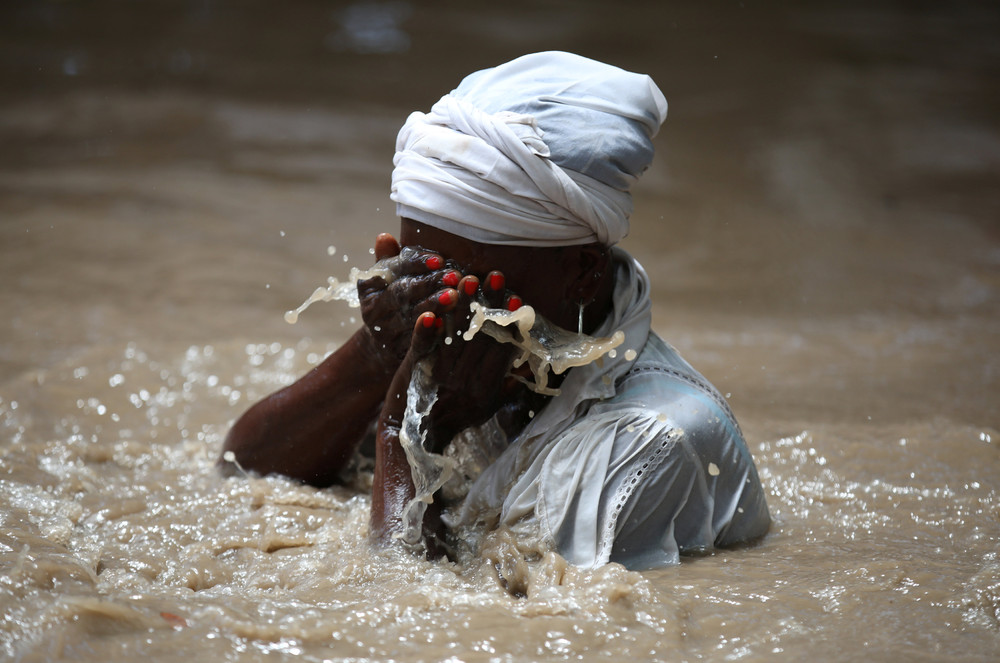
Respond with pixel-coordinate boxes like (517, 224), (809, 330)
(442, 270), (460, 287)
(463, 278), (479, 296)
(421, 313), (435, 328)
(506, 295), (522, 311)
(438, 290), (454, 306)
(489, 272), (504, 291)
(425, 255), (443, 270)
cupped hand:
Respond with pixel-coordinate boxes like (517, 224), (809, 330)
(417, 270), (527, 451)
(371, 269), (527, 550)
(357, 233), (464, 377)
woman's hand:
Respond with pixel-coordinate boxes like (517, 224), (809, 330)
(370, 270), (525, 550)
(357, 233), (464, 379)
(422, 270), (524, 451)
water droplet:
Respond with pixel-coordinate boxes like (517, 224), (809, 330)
(708, 462), (720, 476)
(624, 349), (637, 361)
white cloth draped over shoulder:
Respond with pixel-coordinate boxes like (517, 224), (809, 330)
(391, 51), (668, 247)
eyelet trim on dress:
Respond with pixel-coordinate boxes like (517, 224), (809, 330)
(597, 424), (682, 562)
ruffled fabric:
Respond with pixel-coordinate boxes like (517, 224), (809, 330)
(391, 51), (667, 247)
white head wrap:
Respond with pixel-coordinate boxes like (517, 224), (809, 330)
(391, 51), (668, 247)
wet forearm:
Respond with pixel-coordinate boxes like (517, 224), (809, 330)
(219, 329), (393, 486)
(369, 358), (416, 542)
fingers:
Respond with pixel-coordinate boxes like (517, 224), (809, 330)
(359, 268), (455, 307)
(410, 303), (468, 361)
(459, 275), (480, 299)
(453, 271), (523, 317)
(374, 233), (401, 261)
(484, 271), (505, 309)
(411, 286), (459, 328)
(395, 246), (447, 277)
(483, 270), (523, 312)
(412, 311), (442, 358)
(358, 244), (459, 307)
(369, 241), (449, 281)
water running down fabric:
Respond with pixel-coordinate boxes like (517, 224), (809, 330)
(391, 51), (668, 247)
(445, 253), (770, 569)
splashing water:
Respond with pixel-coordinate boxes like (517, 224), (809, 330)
(465, 302), (625, 396)
(394, 359), (456, 549)
(283, 263), (395, 324)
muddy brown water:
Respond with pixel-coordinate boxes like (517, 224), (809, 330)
(1, 1), (998, 661)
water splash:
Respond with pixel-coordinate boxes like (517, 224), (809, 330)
(465, 302), (625, 396)
(394, 359), (456, 549)
(283, 264), (394, 324)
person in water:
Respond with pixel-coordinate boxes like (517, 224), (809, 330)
(221, 51), (770, 569)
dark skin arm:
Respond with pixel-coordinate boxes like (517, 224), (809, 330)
(219, 328), (390, 486)
(369, 313), (433, 549)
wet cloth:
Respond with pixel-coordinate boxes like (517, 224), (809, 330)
(450, 251), (771, 569)
(391, 51), (668, 247)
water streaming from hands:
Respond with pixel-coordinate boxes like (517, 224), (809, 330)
(284, 261), (628, 548)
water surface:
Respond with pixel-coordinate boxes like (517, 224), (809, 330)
(1, 1), (998, 660)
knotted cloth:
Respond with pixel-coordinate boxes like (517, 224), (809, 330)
(391, 51), (668, 247)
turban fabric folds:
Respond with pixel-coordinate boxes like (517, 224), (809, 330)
(390, 51), (668, 247)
